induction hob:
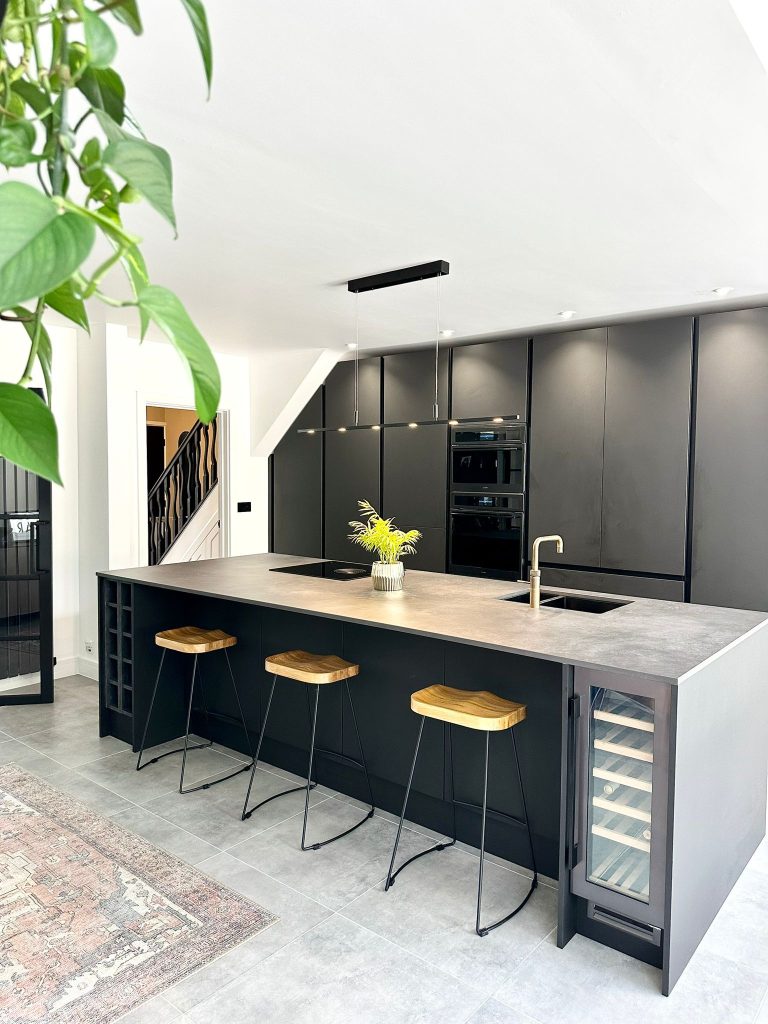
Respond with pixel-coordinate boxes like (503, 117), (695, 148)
(270, 560), (372, 580)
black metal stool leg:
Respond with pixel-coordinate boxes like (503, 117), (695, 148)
(385, 718), (457, 892)
(476, 731), (490, 935)
(136, 648), (165, 771)
(346, 679), (375, 812)
(242, 674), (317, 821)
(179, 655), (199, 794)
(475, 726), (538, 936)
(300, 685), (321, 850)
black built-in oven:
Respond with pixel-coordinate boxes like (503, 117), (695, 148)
(449, 493), (525, 580)
(450, 424), (526, 494)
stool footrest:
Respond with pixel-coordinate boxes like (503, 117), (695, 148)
(477, 876), (538, 937)
(137, 737), (212, 770)
(242, 780), (317, 820)
(180, 759), (254, 795)
(303, 806), (375, 852)
(312, 746), (369, 772)
(385, 837), (456, 888)
(451, 797), (529, 830)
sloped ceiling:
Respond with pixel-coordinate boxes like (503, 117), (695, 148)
(108, 0), (768, 354)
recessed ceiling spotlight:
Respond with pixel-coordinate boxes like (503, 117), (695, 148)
(440, 329), (455, 338)
(558, 310), (576, 320)
(712, 286), (734, 297)
(448, 419), (459, 426)
(492, 417), (504, 423)
(338, 427), (347, 433)
(371, 424), (381, 431)
(408, 422), (418, 429)
(346, 342), (357, 350)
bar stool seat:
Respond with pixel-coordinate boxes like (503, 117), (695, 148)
(156, 626), (238, 654)
(136, 626), (253, 795)
(386, 683), (538, 937)
(265, 649), (359, 684)
(411, 685), (526, 731)
(242, 649), (374, 850)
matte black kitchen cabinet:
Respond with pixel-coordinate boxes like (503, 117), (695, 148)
(529, 321), (691, 578)
(324, 358), (382, 561)
(601, 318), (692, 576)
(272, 389), (323, 557)
(692, 309), (768, 611)
(451, 338), (529, 421)
(540, 567), (684, 602)
(325, 356), (382, 427)
(382, 423), (447, 571)
(529, 328), (607, 567)
(383, 349), (449, 423)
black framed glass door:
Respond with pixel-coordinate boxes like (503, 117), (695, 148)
(0, 450), (53, 704)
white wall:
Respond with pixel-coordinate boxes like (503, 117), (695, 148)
(105, 327), (269, 571)
(0, 322), (80, 679)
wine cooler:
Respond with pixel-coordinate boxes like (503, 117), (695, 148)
(571, 669), (670, 930)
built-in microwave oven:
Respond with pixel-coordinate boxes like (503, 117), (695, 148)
(450, 425), (526, 495)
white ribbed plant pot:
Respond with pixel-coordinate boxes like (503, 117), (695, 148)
(371, 561), (405, 592)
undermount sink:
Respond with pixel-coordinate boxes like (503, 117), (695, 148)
(504, 590), (630, 614)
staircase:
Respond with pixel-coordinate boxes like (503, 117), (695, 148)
(148, 418), (218, 565)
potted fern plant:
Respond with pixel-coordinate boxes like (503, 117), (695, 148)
(348, 499), (421, 592)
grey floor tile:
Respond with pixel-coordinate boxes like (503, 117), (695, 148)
(44, 764), (139, 817)
(494, 932), (768, 1024)
(75, 740), (249, 806)
(342, 845), (557, 995)
(21, 718), (129, 766)
(109, 804), (221, 865)
(144, 766), (329, 851)
(0, 737), (68, 775)
(164, 852), (330, 1013)
(115, 994), (183, 1023)
(465, 999), (540, 1024)
(228, 796), (436, 911)
(185, 914), (486, 1024)
(0, 699), (96, 738)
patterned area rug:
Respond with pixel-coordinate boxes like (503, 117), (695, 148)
(0, 763), (278, 1023)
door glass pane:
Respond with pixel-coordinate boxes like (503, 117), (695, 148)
(587, 687), (654, 903)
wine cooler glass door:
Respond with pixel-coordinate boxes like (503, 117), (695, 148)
(571, 671), (669, 928)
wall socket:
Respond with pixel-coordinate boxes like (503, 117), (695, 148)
(84, 640), (94, 654)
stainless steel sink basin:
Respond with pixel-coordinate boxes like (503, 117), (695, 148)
(504, 590), (630, 613)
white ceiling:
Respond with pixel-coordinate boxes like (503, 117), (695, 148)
(108, 0), (768, 355)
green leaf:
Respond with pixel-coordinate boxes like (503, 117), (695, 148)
(0, 119), (36, 167)
(103, 136), (176, 231)
(0, 383), (61, 484)
(137, 285), (220, 420)
(180, 0), (213, 95)
(12, 80), (48, 116)
(45, 279), (89, 331)
(82, 7), (118, 69)
(12, 307), (53, 405)
(77, 66), (126, 125)
(110, 0), (143, 34)
(122, 245), (150, 337)
(0, 182), (96, 311)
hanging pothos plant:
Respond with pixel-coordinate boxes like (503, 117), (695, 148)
(0, 0), (218, 484)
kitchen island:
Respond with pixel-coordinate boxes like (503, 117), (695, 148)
(97, 553), (768, 995)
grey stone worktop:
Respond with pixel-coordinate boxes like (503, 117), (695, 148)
(98, 553), (768, 683)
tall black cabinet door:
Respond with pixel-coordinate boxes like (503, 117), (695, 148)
(325, 357), (382, 428)
(382, 424), (447, 572)
(451, 338), (529, 421)
(383, 349), (449, 423)
(324, 357), (382, 561)
(529, 329), (607, 567)
(271, 389), (323, 557)
(692, 309), (768, 610)
(601, 318), (692, 576)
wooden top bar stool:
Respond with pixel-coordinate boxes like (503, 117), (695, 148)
(385, 683), (538, 937)
(136, 626), (253, 795)
(242, 649), (374, 851)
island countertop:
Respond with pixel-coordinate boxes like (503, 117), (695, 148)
(98, 553), (768, 683)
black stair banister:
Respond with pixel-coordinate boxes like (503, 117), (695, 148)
(148, 418), (218, 565)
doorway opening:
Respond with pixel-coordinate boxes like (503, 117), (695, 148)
(145, 407), (222, 565)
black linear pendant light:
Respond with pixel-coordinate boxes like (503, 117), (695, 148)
(298, 260), (519, 434)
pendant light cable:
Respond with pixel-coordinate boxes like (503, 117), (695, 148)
(354, 290), (360, 427)
(434, 272), (441, 420)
